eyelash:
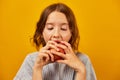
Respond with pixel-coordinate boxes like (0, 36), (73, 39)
(47, 27), (53, 30)
(61, 28), (67, 31)
(47, 28), (67, 31)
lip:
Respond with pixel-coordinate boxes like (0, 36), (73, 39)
(54, 40), (61, 43)
(51, 39), (61, 43)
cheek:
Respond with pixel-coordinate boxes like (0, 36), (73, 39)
(43, 31), (51, 43)
(62, 32), (71, 42)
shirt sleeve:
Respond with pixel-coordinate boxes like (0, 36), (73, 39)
(85, 56), (97, 80)
(77, 53), (97, 80)
(13, 54), (34, 80)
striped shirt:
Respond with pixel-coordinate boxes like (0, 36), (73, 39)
(14, 52), (97, 80)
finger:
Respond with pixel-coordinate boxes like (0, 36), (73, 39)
(40, 49), (50, 53)
(55, 42), (69, 54)
(43, 41), (59, 51)
(49, 53), (54, 62)
(60, 41), (73, 53)
(49, 44), (59, 51)
(40, 50), (54, 62)
(38, 52), (50, 62)
(51, 50), (66, 59)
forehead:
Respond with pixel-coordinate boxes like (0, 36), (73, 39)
(46, 11), (68, 24)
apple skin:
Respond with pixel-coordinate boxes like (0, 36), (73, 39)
(50, 48), (65, 61)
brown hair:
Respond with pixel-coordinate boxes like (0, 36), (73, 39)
(33, 3), (80, 51)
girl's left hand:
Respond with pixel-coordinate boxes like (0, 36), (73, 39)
(51, 41), (86, 73)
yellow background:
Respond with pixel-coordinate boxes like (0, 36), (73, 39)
(0, 0), (120, 80)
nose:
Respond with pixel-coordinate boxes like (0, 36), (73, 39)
(52, 28), (60, 39)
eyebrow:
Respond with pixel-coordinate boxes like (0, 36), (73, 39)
(45, 23), (68, 25)
(45, 23), (54, 25)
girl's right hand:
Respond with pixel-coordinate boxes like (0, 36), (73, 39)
(33, 40), (59, 70)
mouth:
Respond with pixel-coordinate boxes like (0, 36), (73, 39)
(51, 39), (61, 43)
(54, 40), (61, 43)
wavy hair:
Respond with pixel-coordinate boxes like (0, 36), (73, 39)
(33, 3), (80, 51)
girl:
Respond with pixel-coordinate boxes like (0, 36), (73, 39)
(14, 3), (97, 80)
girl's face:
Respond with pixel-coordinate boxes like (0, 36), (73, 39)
(43, 11), (72, 43)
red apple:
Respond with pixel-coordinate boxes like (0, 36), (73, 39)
(55, 47), (65, 61)
(50, 47), (65, 61)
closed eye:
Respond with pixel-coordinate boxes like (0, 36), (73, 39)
(45, 23), (54, 30)
(61, 28), (67, 31)
(48, 27), (53, 30)
(61, 24), (68, 31)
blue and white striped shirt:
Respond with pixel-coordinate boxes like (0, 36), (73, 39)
(14, 52), (97, 80)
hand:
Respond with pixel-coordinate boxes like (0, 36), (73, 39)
(33, 40), (59, 69)
(51, 41), (86, 73)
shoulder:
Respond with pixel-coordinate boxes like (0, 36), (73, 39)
(13, 52), (39, 80)
(26, 52), (38, 59)
(76, 52), (91, 65)
(23, 52), (39, 66)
